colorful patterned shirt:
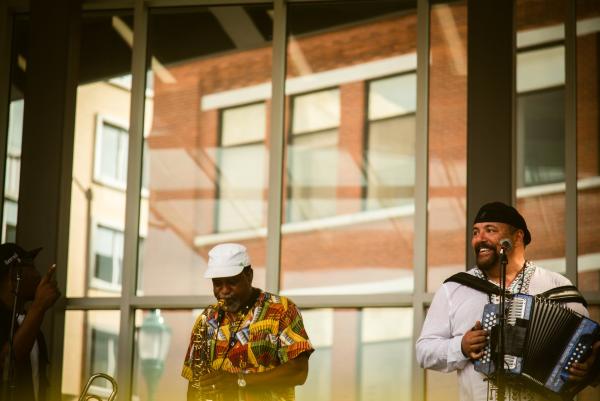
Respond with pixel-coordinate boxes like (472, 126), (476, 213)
(182, 290), (314, 401)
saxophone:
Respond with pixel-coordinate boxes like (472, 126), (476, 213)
(191, 300), (225, 401)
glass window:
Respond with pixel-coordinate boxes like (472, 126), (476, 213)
(365, 74), (416, 211)
(133, 310), (185, 401)
(90, 328), (119, 389)
(7, 99), (23, 153)
(517, 46), (565, 93)
(517, 88), (565, 187)
(576, 3), (600, 295)
(427, 1), (468, 291)
(131, 307), (411, 401)
(95, 119), (129, 189)
(67, 13), (133, 298)
(137, 5), (273, 296)
(2, 200), (17, 243)
(61, 311), (120, 399)
(221, 103), (266, 146)
(359, 308), (413, 401)
(4, 100), (23, 238)
(292, 89), (340, 134)
(516, 45), (566, 188)
(91, 225), (124, 291)
(288, 89), (340, 222)
(369, 74), (417, 119)
(515, 0), (567, 274)
(2, 16), (28, 242)
(281, 0), (418, 295)
(217, 103), (267, 232)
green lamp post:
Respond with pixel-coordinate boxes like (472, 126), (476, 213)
(138, 309), (171, 401)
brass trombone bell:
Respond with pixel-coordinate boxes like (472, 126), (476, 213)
(78, 373), (118, 401)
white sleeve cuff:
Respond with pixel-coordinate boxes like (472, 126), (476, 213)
(447, 335), (468, 364)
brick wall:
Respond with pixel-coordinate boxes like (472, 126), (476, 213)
(144, 3), (600, 285)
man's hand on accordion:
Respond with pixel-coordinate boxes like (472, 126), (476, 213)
(461, 321), (488, 360)
(568, 340), (600, 382)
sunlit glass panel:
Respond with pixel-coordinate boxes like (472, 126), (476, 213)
(137, 6), (274, 296)
(281, 0), (418, 296)
(515, 0), (567, 274)
(61, 311), (120, 400)
(427, 1), (468, 291)
(67, 13), (133, 297)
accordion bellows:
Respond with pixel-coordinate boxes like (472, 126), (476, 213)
(474, 294), (600, 398)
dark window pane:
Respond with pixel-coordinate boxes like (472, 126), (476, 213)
(517, 88), (565, 187)
(95, 254), (114, 283)
(5, 225), (16, 243)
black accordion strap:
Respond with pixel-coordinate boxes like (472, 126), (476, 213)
(444, 274), (588, 308)
(443, 272), (503, 296)
(538, 285), (588, 307)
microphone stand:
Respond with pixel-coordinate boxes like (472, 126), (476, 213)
(496, 249), (508, 401)
(2, 266), (22, 401)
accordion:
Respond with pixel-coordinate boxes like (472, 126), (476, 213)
(474, 294), (600, 397)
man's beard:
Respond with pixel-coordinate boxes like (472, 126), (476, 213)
(222, 297), (242, 313)
(475, 242), (499, 270)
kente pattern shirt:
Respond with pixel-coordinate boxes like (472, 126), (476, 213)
(182, 290), (314, 401)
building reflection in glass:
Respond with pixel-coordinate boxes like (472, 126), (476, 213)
(281, 0), (418, 296)
(137, 5), (274, 296)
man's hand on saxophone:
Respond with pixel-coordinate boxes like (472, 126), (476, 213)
(197, 371), (237, 393)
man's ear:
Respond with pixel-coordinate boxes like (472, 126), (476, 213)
(515, 229), (525, 246)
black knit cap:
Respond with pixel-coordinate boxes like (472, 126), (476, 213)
(0, 243), (41, 271)
(473, 202), (531, 245)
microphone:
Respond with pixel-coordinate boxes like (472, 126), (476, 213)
(499, 238), (512, 255)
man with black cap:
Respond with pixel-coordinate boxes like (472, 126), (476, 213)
(416, 202), (600, 401)
(0, 243), (60, 401)
(181, 243), (313, 401)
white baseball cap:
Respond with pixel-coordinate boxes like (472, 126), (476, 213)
(204, 243), (251, 279)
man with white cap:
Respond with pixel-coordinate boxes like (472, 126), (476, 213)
(182, 243), (313, 401)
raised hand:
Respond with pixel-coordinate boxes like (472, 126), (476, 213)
(32, 264), (60, 311)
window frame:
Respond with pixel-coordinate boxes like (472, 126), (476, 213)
(515, 43), (566, 190)
(215, 101), (268, 234)
(87, 325), (119, 395)
(286, 86), (341, 223)
(363, 72), (417, 211)
(516, 85), (566, 188)
(93, 114), (130, 191)
(89, 221), (125, 293)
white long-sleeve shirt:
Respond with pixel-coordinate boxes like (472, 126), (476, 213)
(416, 263), (588, 401)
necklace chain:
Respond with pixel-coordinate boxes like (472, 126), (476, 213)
(482, 261), (529, 304)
